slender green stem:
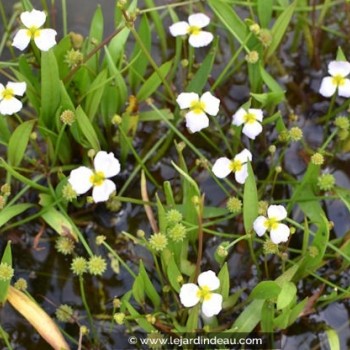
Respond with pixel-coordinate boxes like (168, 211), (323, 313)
(225, 234), (249, 250)
(52, 124), (66, 166)
(320, 127), (338, 151)
(61, 0), (67, 37)
(79, 277), (95, 337)
(102, 241), (136, 279)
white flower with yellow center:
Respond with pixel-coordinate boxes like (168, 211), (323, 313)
(68, 151), (121, 203)
(12, 9), (57, 51)
(212, 149), (252, 184)
(176, 92), (220, 133)
(319, 61), (350, 98)
(169, 13), (213, 48)
(232, 108), (264, 140)
(179, 270), (223, 318)
(0, 82), (26, 115)
(253, 205), (290, 244)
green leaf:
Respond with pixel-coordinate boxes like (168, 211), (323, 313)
(129, 14), (151, 90)
(243, 161), (258, 234)
(166, 256), (182, 292)
(8, 120), (35, 167)
(259, 64), (284, 93)
(266, 1), (296, 59)
(336, 47), (347, 61)
(75, 106), (100, 151)
(139, 261), (161, 308)
(136, 60), (172, 101)
(288, 297), (307, 326)
(257, 0), (274, 28)
(84, 69), (108, 120)
(208, 0), (247, 45)
(230, 299), (264, 332)
(218, 263), (229, 299)
(250, 281), (281, 300)
(0, 241), (12, 303)
(0, 116), (11, 144)
(132, 275), (145, 305)
(186, 41), (218, 93)
(277, 282), (297, 310)
(0, 204), (33, 228)
(40, 207), (77, 240)
(123, 300), (155, 332)
(325, 328), (340, 350)
(41, 51), (61, 128)
(261, 300), (275, 332)
(139, 109), (174, 122)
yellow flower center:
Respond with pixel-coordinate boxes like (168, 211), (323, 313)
(243, 112), (257, 124)
(1, 88), (14, 100)
(264, 217), (279, 231)
(332, 74), (345, 87)
(196, 285), (212, 301)
(188, 26), (201, 36)
(90, 171), (105, 186)
(229, 159), (242, 172)
(26, 26), (41, 39)
(190, 100), (206, 114)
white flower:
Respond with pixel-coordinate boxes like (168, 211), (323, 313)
(12, 9), (57, 51)
(212, 149), (252, 184)
(232, 108), (263, 140)
(169, 13), (213, 48)
(68, 151), (121, 203)
(176, 91), (220, 133)
(0, 82), (26, 115)
(253, 205), (290, 244)
(319, 61), (350, 98)
(179, 270), (223, 318)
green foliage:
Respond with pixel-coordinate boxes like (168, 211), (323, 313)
(0, 241), (12, 303)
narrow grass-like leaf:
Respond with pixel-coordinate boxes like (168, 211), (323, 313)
(132, 275), (145, 305)
(208, 0), (247, 45)
(0, 241), (12, 303)
(325, 328), (340, 350)
(167, 256), (181, 292)
(230, 299), (264, 332)
(75, 106), (100, 151)
(261, 300), (274, 332)
(41, 51), (60, 128)
(139, 261), (161, 308)
(186, 40), (218, 93)
(136, 60), (172, 101)
(257, 0), (274, 28)
(0, 204), (33, 228)
(218, 263), (229, 299)
(243, 161), (258, 234)
(266, 1), (296, 59)
(8, 120), (35, 167)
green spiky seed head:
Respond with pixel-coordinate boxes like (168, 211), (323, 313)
(71, 257), (87, 276)
(289, 127), (303, 142)
(166, 209), (183, 225)
(88, 255), (107, 276)
(168, 223), (187, 242)
(0, 262), (14, 281)
(149, 233), (168, 252)
(317, 173), (335, 191)
(226, 197), (242, 214)
(335, 116), (350, 130)
(55, 236), (75, 255)
(311, 153), (324, 165)
(56, 304), (74, 323)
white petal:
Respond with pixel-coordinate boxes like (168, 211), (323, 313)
(253, 216), (268, 237)
(185, 111), (209, 133)
(0, 84), (4, 97)
(242, 121), (263, 139)
(176, 92), (199, 109)
(34, 29), (57, 51)
(338, 79), (350, 98)
(189, 31), (213, 48)
(94, 151), (120, 178)
(267, 205), (287, 221)
(248, 108), (263, 122)
(169, 22), (189, 37)
(270, 223), (290, 244)
(0, 98), (22, 115)
(179, 283), (200, 307)
(188, 13), (210, 28)
(7, 82), (26, 96)
(328, 60), (350, 77)
(235, 164), (249, 184)
(197, 270), (220, 291)
(319, 77), (337, 97)
(232, 108), (247, 126)
(12, 29), (31, 51)
(20, 9), (46, 28)
(202, 293), (223, 317)
(92, 179), (116, 203)
(212, 157), (231, 179)
(68, 166), (93, 195)
(201, 92), (220, 116)
(234, 148), (252, 163)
